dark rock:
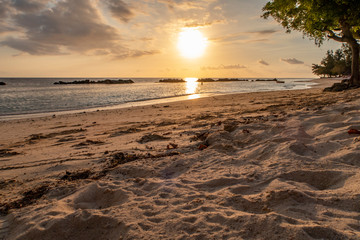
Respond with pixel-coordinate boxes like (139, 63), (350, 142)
(198, 78), (215, 82)
(0, 82), (6, 85)
(159, 79), (185, 83)
(217, 78), (248, 82)
(54, 79), (134, 84)
(324, 82), (351, 92)
(255, 78), (278, 82)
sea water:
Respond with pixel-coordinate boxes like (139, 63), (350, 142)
(0, 78), (315, 119)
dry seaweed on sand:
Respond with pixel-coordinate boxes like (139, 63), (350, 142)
(0, 185), (49, 215)
(137, 134), (170, 144)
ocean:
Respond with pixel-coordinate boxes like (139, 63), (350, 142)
(0, 77), (315, 119)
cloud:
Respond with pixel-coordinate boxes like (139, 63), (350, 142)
(258, 59), (269, 66)
(0, 0), (222, 59)
(185, 19), (226, 28)
(104, 0), (134, 22)
(10, 0), (119, 54)
(0, 0), (11, 19)
(0, 0), (141, 57)
(0, 0), (160, 59)
(211, 28), (277, 44)
(114, 49), (160, 59)
(201, 64), (246, 71)
(1, 37), (63, 55)
(158, 0), (213, 10)
(10, 0), (48, 13)
(210, 32), (246, 43)
(245, 38), (269, 43)
(281, 58), (304, 65)
(247, 29), (278, 35)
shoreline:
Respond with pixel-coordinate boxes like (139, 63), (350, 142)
(0, 78), (341, 121)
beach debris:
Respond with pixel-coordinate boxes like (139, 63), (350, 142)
(27, 128), (86, 142)
(57, 136), (76, 143)
(137, 134), (170, 144)
(108, 152), (139, 168)
(0, 185), (49, 215)
(198, 144), (208, 150)
(157, 121), (176, 127)
(0, 149), (19, 158)
(167, 143), (178, 149)
(72, 139), (105, 148)
(0, 179), (19, 190)
(224, 122), (239, 132)
(109, 127), (140, 137)
(195, 114), (216, 120)
(190, 132), (209, 142)
(60, 169), (93, 181)
(243, 129), (250, 134)
(107, 151), (180, 169)
(348, 129), (360, 134)
(28, 134), (46, 141)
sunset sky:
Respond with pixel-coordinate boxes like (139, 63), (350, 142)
(0, 0), (342, 78)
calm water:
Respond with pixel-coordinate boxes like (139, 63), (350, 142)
(0, 77), (315, 119)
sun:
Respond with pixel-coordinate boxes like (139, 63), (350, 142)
(178, 28), (208, 59)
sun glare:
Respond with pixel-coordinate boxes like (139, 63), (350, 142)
(178, 28), (207, 59)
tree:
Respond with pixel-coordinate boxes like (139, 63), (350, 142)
(262, 0), (360, 87)
(312, 44), (354, 77)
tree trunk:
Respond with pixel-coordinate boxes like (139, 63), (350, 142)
(349, 41), (360, 86)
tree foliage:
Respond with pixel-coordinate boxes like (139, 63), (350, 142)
(312, 44), (352, 77)
(262, 0), (360, 86)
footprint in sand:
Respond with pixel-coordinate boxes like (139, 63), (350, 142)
(278, 170), (352, 190)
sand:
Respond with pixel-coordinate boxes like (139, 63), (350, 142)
(1, 78), (360, 239)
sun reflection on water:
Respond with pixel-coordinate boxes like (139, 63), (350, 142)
(185, 78), (199, 97)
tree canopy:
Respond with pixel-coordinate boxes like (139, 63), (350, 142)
(312, 44), (352, 77)
(262, 0), (360, 86)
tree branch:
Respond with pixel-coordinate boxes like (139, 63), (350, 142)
(326, 30), (347, 42)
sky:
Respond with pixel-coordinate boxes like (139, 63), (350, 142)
(0, 0), (342, 78)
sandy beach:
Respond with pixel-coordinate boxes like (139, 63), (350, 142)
(1, 78), (360, 239)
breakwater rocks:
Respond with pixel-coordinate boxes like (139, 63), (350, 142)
(255, 78), (284, 83)
(159, 79), (186, 83)
(159, 78), (284, 83)
(216, 78), (248, 82)
(54, 79), (134, 85)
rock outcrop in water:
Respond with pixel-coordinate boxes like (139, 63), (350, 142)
(197, 78), (216, 82)
(159, 79), (185, 83)
(254, 78), (284, 83)
(0, 82), (6, 85)
(158, 78), (285, 83)
(54, 79), (134, 85)
(217, 78), (248, 82)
